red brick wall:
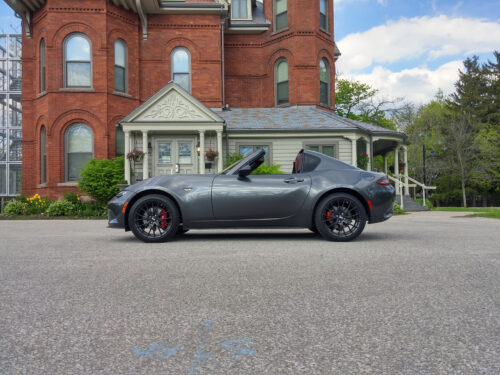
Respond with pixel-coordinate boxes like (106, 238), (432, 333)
(21, 0), (337, 199)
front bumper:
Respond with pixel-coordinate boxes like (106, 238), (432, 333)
(107, 194), (132, 229)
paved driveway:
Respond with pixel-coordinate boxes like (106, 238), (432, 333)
(1, 212), (499, 374)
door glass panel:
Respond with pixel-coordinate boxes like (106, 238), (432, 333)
(158, 143), (172, 164)
(9, 164), (21, 195)
(178, 143), (192, 164)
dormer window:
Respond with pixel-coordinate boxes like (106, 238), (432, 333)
(232, 0), (251, 20)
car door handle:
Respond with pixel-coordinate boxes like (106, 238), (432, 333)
(284, 178), (304, 184)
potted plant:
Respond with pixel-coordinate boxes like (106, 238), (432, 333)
(205, 147), (219, 162)
(126, 148), (145, 183)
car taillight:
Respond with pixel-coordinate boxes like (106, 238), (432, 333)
(377, 178), (391, 186)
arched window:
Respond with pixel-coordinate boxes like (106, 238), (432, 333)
(274, 0), (288, 31)
(114, 39), (127, 93)
(65, 123), (93, 181)
(40, 39), (46, 92)
(40, 126), (46, 184)
(171, 47), (191, 93)
(63, 33), (92, 88)
(320, 58), (330, 105)
(320, 0), (328, 31)
(115, 125), (125, 157)
(275, 58), (289, 105)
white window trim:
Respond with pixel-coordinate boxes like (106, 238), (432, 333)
(64, 123), (94, 182)
(319, 58), (331, 106)
(231, 0), (252, 21)
(63, 33), (93, 89)
(274, 58), (289, 106)
(170, 47), (192, 94)
(273, 0), (288, 32)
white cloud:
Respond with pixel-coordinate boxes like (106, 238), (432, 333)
(337, 15), (500, 72)
(343, 60), (464, 104)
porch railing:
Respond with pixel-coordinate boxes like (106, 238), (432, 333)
(387, 174), (436, 210)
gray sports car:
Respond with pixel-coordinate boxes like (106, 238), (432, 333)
(108, 149), (395, 242)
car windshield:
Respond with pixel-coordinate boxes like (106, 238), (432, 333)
(220, 160), (242, 175)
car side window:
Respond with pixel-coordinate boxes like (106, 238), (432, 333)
(301, 154), (321, 173)
(293, 153), (302, 174)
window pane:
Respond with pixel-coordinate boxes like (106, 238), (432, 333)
(276, 12), (288, 30)
(232, 0), (247, 18)
(320, 81), (329, 104)
(66, 35), (90, 61)
(0, 61), (7, 91)
(307, 145), (320, 152)
(277, 81), (289, 104)
(114, 40), (126, 67)
(8, 94), (22, 127)
(41, 127), (46, 183)
(320, 14), (327, 30)
(0, 164), (6, 194)
(173, 73), (190, 92)
(322, 145), (335, 157)
(9, 164), (21, 195)
(276, 0), (287, 14)
(0, 129), (6, 161)
(0, 36), (6, 58)
(158, 143), (172, 164)
(277, 61), (288, 83)
(9, 60), (22, 91)
(67, 124), (93, 153)
(114, 66), (125, 92)
(68, 153), (92, 181)
(173, 49), (189, 73)
(9, 129), (22, 161)
(239, 145), (253, 157)
(115, 126), (124, 157)
(320, 60), (329, 82)
(0, 94), (6, 127)
(67, 62), (91, 87)
(9, 36), (22, 58)
(178, 143), (192, 164)
(40, 40), (46, 92)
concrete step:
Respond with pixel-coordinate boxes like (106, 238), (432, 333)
(396, 195), (430, 212)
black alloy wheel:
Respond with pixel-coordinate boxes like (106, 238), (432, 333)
(128, 194), (180, 243)
(314, 193), (367, 242)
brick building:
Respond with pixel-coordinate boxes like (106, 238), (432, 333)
(6, 0), (407, 200)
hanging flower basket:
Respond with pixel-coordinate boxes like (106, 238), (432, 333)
(357, 153), (369, 170)
(126, 148), (145, 162)
(205, 147), (219, 162)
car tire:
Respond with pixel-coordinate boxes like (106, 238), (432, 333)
(128, 194), (180, 243)
(314, 193), (367, 242)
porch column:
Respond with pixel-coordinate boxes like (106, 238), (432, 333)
(216, 130), (223, 172)
(394, 146), (400, 192)
(124, 130), (131, 184)
(142, 130), (148, 180)
(403, 145), (409, 195)
(199, 131), (205, 175)
(351, 137), (357, 167)
(366, 140), (372, 171)
(383, 154), (388, 174)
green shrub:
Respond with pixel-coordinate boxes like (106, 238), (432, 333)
(47, 201), (75, 216)
(78, 157), (125, 206)
(393, 202), (404, 214)
(25, 193), (52, 215)
(4, 200), (27, 216)
(225, 153), (244, 168)
(414, 198), (434, 209)
(14, 194), (29, 203)
(63, 192), (81, 204)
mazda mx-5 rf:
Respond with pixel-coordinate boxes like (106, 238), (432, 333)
(108, 149), (395, 243)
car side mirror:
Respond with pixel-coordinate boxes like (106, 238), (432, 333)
(238, 165), (252, 179)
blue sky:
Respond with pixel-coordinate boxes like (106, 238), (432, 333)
(335, 0), (500, 103)
(1, 1), (500, 104)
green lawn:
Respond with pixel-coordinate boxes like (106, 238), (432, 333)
(433, 207), (500, 219)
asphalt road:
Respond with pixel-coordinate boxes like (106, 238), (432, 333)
(1, 212), (499, 374)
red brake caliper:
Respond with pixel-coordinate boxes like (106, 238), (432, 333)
(326, 211), (333, 220)
(160, 209), (168, 229)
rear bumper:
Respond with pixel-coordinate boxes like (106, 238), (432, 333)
(368, 186), (395, 224)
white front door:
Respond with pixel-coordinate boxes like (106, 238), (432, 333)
(154, 137), (196, 175)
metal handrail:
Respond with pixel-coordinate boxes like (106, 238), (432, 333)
(388, 174), (436, 208)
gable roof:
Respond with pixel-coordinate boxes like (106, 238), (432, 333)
(121, 81), (224, 124)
